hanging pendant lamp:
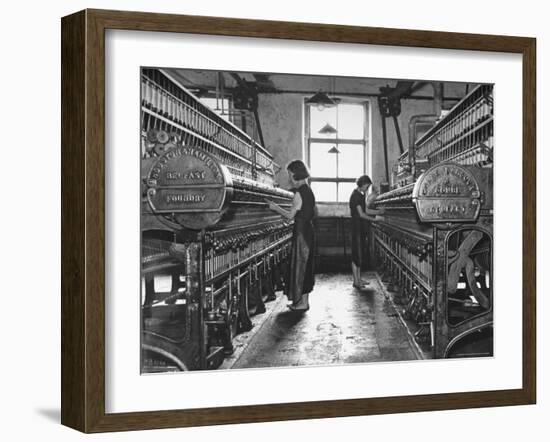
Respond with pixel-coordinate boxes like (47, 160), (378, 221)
(306, 91), (336, 111)
(318, 123), (338, 135)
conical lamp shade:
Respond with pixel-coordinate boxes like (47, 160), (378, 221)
(328, 146), (340, 154)
(305, 91), (336, 109)
(319, 123), (338, 135)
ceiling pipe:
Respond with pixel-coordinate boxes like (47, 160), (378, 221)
(406, 82), (445, 173)
(432, 82), (443, 116)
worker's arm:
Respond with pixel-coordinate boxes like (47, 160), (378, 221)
(356, 205), (384, 220)
(267, 192), (302, 220)
(363, 188), (385, 217)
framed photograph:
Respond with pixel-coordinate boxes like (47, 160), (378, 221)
(61, 9), (536, 433)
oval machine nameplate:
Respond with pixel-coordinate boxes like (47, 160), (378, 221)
(146, 146), (233, 229)
(412, 163), (481, 223)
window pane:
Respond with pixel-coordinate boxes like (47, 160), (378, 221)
(337, 104), (364, 139)
(200, 97), (231, 121)
(338, 143), (365, 178)
(309, 106), (338, 139)
(310, 142), (339, 178)
(310, 143), (364, 179)
(338, 182), (358, 203)
(311, 181), (337, 202)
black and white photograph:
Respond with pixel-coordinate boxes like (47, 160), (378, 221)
(3, 0), (546, 439)
(140, 68), (493, 373)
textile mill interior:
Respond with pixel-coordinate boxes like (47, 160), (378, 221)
(140, 68), (493, 372)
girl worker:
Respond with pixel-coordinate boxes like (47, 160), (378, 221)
(349, 175), (384, 289)
(266, 160), (316, 312)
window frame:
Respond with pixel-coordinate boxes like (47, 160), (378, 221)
(304, 98), (371, 203)
(198, 94), (235, 124)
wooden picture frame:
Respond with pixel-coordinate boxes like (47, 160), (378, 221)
(61, 8), (536, 433)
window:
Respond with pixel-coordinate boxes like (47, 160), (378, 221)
(306, 101), (370, 202)
(199, 97), (232, 122)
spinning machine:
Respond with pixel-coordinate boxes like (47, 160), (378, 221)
(372, 84), (494, 358)
(140, 69), (294, 371)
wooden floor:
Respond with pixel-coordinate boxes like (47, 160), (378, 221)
(222, 272), (421, 370)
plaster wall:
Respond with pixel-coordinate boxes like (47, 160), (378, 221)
(256, 81), (470, 215)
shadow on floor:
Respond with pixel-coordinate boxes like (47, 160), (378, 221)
(273, 309), (309, 327)
(35, 408), (60, 423)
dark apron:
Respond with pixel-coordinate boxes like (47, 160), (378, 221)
(286, 217), (315, 304)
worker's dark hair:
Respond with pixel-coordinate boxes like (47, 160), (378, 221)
(287, 160), (310, 180)
(356, 174), (373, 187)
